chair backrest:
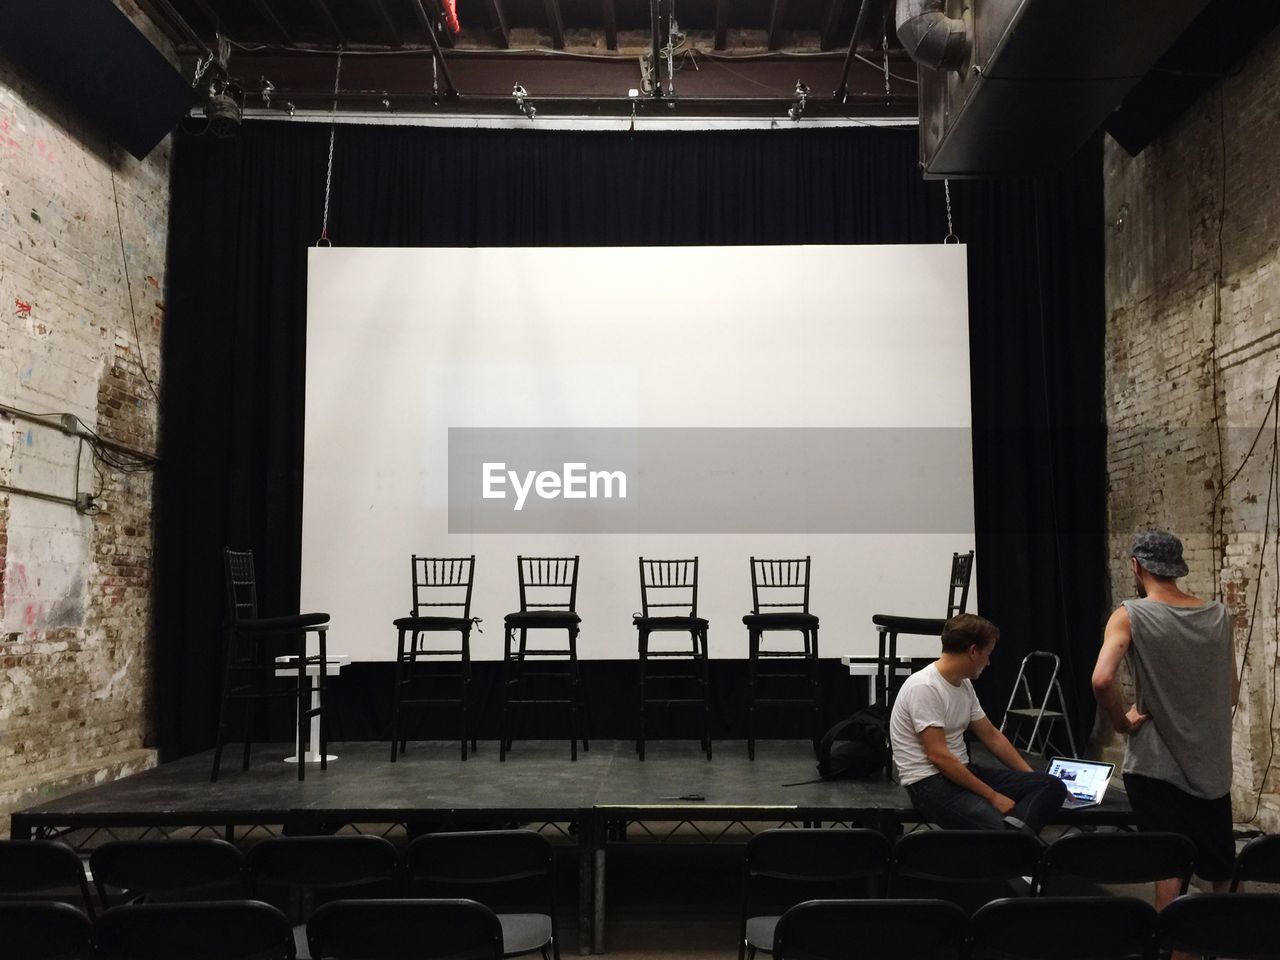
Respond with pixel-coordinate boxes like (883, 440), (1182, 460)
(892, 830), (1042, 904)
(246, 836), (399, 895)
(94, 900), (295, 960)
(405, 830), (554, 899)
(1232, 833), (1280, 890)
(749, 557), (811, 615)
(0, 839), (95, 917)
(90, 838), (246, 908)
(224, 547), (260, 624)
(947, 551), (974, 618)
(0, 901), (93, 960)
(1157, 893), (1280, 960)
(307, 898), (503, 960)
(773, 898), (967, 960)
(410, 556), (476, 620)
(516, 556), (579, 613)
(971, 896), (1157, 960)
(1038, 831), (1195, 895)
(638, 557), (699, 619)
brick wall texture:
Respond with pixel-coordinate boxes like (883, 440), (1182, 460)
(1105, 27), (1280, 829)
(0, 1), (169, 830)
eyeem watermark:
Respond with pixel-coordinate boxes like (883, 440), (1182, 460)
(482, 462), (628, 511)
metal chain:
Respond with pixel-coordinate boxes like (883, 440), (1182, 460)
(318, 50), (343, 246)
(943, 178), (959, 243)
(882, 30), (891, 97)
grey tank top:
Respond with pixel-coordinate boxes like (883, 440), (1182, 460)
(1122, 598), (1233, 798)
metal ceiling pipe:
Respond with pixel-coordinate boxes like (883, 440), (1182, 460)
(895, 0), (970, 72)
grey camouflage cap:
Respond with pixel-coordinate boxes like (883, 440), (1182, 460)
(1130, 530), (1189, 578)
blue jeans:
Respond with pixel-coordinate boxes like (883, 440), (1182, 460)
(905, 764), (1069, 833)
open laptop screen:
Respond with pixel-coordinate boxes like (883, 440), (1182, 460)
(1046, 757), (1116, 807)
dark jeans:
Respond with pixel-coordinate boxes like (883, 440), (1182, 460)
(906, 764), (1070, 833)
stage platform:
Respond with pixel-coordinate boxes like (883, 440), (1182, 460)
(10, 739), (1133, 953)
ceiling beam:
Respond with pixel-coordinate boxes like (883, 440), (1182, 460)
(714, 0), (730, 52)
(408, 0), (459, 93)
(819, 0), (846, 51)
(483, 0), (510, 48)
(307, 0), (347, 45)
(601, 0), (618, 51)
(543, 0), (566, 50)
(411, 0), (454, 49)
(366, 0), (403, 47)
(766, 0), (787, 49)
(251, 0), (294, 45)
(833, 0), (876, 98)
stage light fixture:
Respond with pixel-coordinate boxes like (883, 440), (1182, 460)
(205, 76), (243, 138)
(788, 80), (810, 121)
(512, 82), (536, 120)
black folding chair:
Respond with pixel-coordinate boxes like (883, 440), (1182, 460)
(89, 838), (247, 910)
(634, 556), (712, 761)
(1231, 833), (1280, 891)
(391, 555), (479, 762)
(405, 830), (560, 960)
(307, 899), (503, 960)
(0, 839), (95, 917)
(247, 836), (400, 959)
(773, 898), (967, 960)
(214, 547), (331, 782)
(739, 828), (893, 960)
(94, 900), (295, 960)
(1157, 893), (1280, 960)
(971, 896), (1157, 960)
(1036, 831), (1195, 896)
(743, 557), (822, 760)
(0, 901), (92, 960)
(890, 830), (1042, 913)
(500, 556), (588, 761)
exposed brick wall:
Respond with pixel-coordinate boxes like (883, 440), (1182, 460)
(1104, 27), (1280, 829)
(0, 1), (170, 831)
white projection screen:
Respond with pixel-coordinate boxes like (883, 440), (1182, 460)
(302, 245), (976, 662)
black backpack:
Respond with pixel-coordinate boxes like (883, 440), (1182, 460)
(816, 704), (890, 780)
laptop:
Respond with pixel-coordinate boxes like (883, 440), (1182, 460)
(1046, 756), (1116, 810)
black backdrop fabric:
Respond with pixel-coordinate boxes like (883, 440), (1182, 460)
(157, 122), (1106, 761)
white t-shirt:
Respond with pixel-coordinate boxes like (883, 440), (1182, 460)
(889, 662), (986, 786)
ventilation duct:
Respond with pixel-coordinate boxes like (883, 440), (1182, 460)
(905, 0), (1215, 177)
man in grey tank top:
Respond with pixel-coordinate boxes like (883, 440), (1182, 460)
(1092, 531), (1239, 912)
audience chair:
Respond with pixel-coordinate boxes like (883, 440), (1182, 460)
(634, 557), (712, 761)
(773, 898), (967, 960)
(307, 898), (503, 960)
(971, 896), (1157, 960)
(742, 557), (822, 761)
(1036, 831), (1195, 896)
(89, 838), (247, 910)
(214, 547), (331, 782)
(247, 835), (400, 959)
(94, 900), (295, 960)
(1231, 833), (1280, 891)
(0, 838), (95, 917)
(1157, 893), (1280, 960)
(890, 830), (1042, 914)
(0, 901), (93, 960)
(865, 550), (973, 705)
(405, 829), (560, 960)
(391, 555), (480, 762)
(738, 828), (893, 960)
(500, 556), (588, 761)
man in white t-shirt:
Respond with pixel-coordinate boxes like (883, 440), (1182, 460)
(889, 614), (1069, 832)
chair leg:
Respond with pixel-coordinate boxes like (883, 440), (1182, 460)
(211, 628), (238, 782)
(637, 628), (648, 761)
(809, 626), (822, 754)
(390, 628), (406, 762)
(460, 627), (471, 761)
(700, 628), (712, 761)
(747, 629), (758, 761)
(296, 644), (307, 782)
(500, 626), (513, 762)
(568, 627), (581, 762)
(317, 628), (328, 773)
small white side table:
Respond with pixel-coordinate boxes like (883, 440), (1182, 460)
(275, 654), (350, 764)
(841, 656), (912, 704)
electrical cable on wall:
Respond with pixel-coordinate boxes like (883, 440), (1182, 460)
(109, 170), (162, 406)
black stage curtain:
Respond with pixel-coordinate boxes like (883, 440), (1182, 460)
(157, 123), (1105, 761)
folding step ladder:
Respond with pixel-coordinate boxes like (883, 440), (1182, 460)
(999, 651), (1079, 758)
